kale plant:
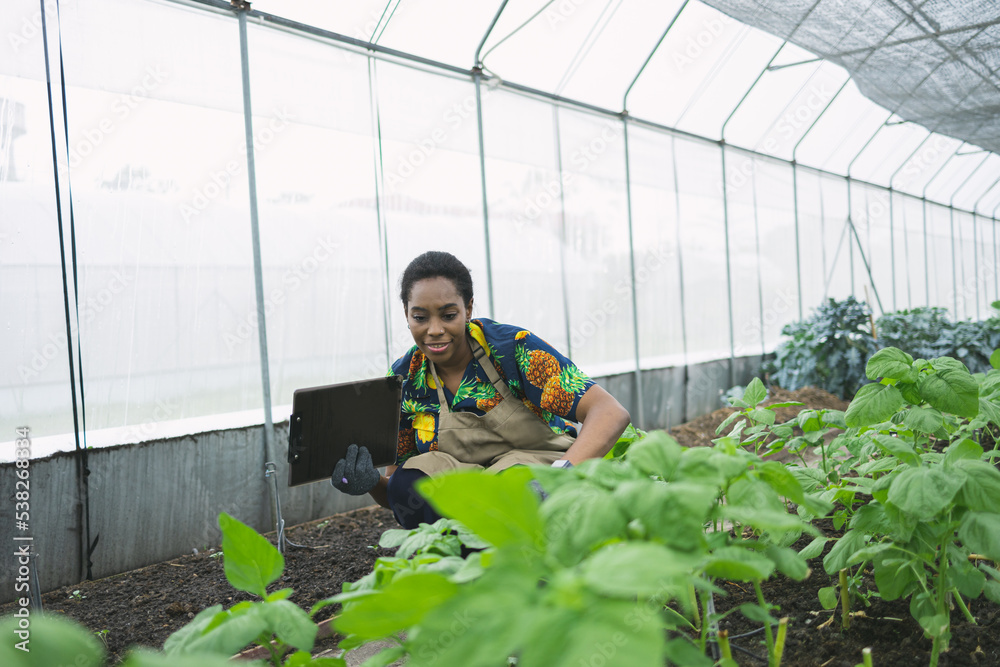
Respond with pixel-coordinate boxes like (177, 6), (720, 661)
(765, 296), (879, 399)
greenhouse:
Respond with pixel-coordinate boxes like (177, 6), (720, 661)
(2, 0), (1000, 665)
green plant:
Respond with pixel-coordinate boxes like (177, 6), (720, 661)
(810, 347), (1000, 667)
(325, 425), (830, 667)
(766, 298), (1000, 401)
(765, 296), (879, 399)
(68, 589), (86, 601)
(162, 513), (341, 666)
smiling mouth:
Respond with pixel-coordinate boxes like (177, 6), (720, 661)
(425, 341), (450, 353)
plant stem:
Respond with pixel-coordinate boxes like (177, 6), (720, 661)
(718, 629), (733, 661)
(689, 582), (702, 630)
(839, 569), (851, 631)
(861, 646), (873, 667)
(774, 617), (789, 667)
(699, 588), (711, 653)
(752, 580), (775, 666)
(952, 588), (976, 625)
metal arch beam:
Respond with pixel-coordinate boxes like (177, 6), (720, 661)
(949, 153), (993, 209)
(475, 0), (512, 68)
(622, 0), (690, 111)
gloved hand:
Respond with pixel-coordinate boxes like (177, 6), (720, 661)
(331, 444), (380, 495)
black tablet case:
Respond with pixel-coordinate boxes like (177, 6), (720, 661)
(287, 375), (403, 487)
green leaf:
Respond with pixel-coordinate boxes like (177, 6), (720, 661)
(991, 349), (1000, 370)
(738, 603), (778, 625)
(357, 646), (406, 667)
(983, 579), (1000, 605)
(748, 408), (776, 425)
(873, 552), (919, 601)
(955, 460), (1000, 511)
(823, 530), (868, 574)
(704, 546), (776, 582)
(872, 433), (920, 467)
(888, 467), (965, 519)
(335, 572), (458, 640)
(765, 544), (810, 580)
(959, 512), (1000, 560)
(978, 397), (1000, 426)
(866, 347), (913, 381)
(949, 551), (985, 598)
(744, 377), (767, 407)
(918, 358), (980, 418)
(723, 506), (810, 535)
(845, 383), (904, 428)
(798, 536), (828, 560)
(902, 406), (944, 434)
(541, 482), (627, 567)
(417, 468), (544, 550)
(406, 567), (535, 667)
(219, 513), (284, 598)
(519, 597), (668, 667)
(757, 461), (805, 503)
(581, 543), (703, 597)
(0, 614), (106, 667)
(944, 439), (984, 466)
(163, 605), (224, 655)
(818, 586), (838, 610)
(663, 638), (714, 667)
(626, 430), (683, 479)
(168, 604), (273, 657)
(613, 480), (715, 551)
(263, 599), (317, 652)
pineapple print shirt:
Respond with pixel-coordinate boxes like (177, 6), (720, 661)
(389, 318), (595, 466)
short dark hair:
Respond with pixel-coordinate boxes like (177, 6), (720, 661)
(399, 251), (474, 308)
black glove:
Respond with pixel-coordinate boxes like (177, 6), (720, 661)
(331, 444), (380, 495)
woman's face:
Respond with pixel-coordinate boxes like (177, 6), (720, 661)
(405, 276), (473, 367)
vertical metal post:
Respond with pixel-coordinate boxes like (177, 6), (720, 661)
(922, 142), (965, 312)
(973, 176), (1000, 307)
(237, 9), (277, 533)
(948, 155), (991, 319)
(622, 115), (646, 428)
(367, 57), (393, 361)
(717, 43), (788, 386)
(473, 70), (495, 318)
(553, 107), (574, 360)
(670, 136), (689, 365)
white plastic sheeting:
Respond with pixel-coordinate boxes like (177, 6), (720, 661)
(1, 0), (998, 453)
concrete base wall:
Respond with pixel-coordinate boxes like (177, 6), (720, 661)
(0, 354), (763, 602)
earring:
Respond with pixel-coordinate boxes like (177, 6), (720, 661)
(407, 324), (411, 329)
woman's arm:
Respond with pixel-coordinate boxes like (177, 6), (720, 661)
(558, 384), (631, 464)
(369, 464), (398, 508)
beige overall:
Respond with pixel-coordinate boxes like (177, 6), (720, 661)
(401, 337), (576, 476)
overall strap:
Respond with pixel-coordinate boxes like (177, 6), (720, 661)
(469, 338), (515, 400)
(428, 362), (451, 415)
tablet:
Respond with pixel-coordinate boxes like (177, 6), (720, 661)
(287, 375), (404, 487)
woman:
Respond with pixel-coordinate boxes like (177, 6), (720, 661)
(332, 251), (631, 528)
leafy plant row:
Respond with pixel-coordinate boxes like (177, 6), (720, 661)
(6, 346), (1000, 667)
(765, 296), (1000, 399)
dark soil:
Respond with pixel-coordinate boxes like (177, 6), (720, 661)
(0, 505), (399, 663)
(707, 520), (1000, 667)
(3, 386), (998, 666)
(669, 385), (850, 453)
